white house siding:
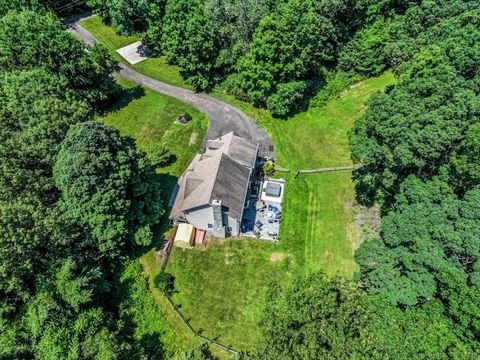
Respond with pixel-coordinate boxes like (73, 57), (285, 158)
(185, 205), (214, 230)
(184, 205), (241, 236)
(227, 216), (240, 236)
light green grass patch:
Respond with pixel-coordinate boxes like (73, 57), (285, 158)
(81, 16), (189, 89)
(164, 73), (397, 352)
(101, 78), (208, 179)
(213, 73), (396, 276)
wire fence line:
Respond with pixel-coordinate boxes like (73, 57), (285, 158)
(274, 164), (362, 178)
(162, 291), (240, 355)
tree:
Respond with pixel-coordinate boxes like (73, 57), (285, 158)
(356, 177), (480, 344)
(205, 0), (268, 71)
(54, 121), (164, 258)
(230, 0), (359, 115)
(87, 0), (111, 23)
(0, 198), (48, 317)
(143, 0), (165, 54)
(338, 19), (388, 76)
(162, 0), (219, 91)
(108, 0), (151, 34)
(350, 47), (480, 204)
(364, 295), (474, 358)
(0, 70), (91, 204)
(0, 10), (118, 107)
(0, 0), (42, 17)
(452, 122), (480, 193)
(255, 274), (377, 359)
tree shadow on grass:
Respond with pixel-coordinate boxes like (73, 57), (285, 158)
(100, 85), (146, 116)
(134, 172), (179, 258)
(114, 269), (168, 359)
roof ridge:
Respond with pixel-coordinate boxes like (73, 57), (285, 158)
(206, 151), (225, 203)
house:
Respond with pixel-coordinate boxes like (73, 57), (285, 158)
(169, 132), (258, 238)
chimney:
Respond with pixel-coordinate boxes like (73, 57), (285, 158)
(211, 200), (226, 238)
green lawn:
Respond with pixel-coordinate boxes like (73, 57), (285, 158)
(213, 74), (396, 276)
(101, 78), (207, 180)
(163, 73), (396, 353)
(81, 16), (189, 89)
(85, 18), (396, 355)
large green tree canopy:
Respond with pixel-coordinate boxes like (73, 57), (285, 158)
(0, 70), (91, 204)
(230, 0), (361, 116)
(256, 274), (377, 359)
(54, 121), (164, 258)
(355, 177), (480, 351)
(0, 10), (118, 107)
(350, 47), (480, 204)
(0, 6), (167, 358)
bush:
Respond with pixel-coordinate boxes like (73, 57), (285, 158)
(154, 272), (175, 296)
(261, 160), (275, 177)
(146, 144), (176, 168)
(266, 81), (308, 117)
(312, 71), (363, 107)
(178, 343), (214, 360)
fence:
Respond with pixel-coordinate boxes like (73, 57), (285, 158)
(162, 291), (240, 355)
(294, 164), (362, 178)
(274, 164), (362, 178)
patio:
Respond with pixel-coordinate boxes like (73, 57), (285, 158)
(241, 179), (285, 241)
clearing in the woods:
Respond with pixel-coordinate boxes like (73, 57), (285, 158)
(88, 17), (396, 354)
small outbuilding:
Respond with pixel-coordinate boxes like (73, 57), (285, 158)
(174, 223), (195, 248)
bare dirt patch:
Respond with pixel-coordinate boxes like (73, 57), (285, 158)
(189, 131), (198, 145)
(270, 252), (288, 262)
(353, 202), (381, 246)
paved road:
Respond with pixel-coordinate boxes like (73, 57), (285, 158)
(66, 14), (274, 158)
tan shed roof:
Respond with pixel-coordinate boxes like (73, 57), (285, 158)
(174, 223), (194, 248)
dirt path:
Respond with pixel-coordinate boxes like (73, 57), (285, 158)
(65, 14), (274, 158)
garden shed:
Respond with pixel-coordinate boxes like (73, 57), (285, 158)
(174, 223), (195, 248)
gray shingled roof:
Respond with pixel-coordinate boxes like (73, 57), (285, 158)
(170, 132), (258, 221)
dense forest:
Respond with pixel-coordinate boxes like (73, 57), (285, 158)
(0, 0), (479, 359)
(0, 3), (168, 358)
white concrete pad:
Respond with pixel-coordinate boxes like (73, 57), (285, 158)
(116, 41), (152, 65)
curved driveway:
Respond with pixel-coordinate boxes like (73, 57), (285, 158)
(66, 15), (274, 158)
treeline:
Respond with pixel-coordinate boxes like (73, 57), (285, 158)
(87, 0), (372, 116)
(253, 1), (480, 359)
(0, 3), (169, 358)
(89, 0), (479, 119)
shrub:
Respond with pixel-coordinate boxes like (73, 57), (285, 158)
(154, 272), (175, 296)
(266, 81), (308, 117)
(312, 71), (363, 107)
(261, 161), (275, 177)
(147, 144), (176, 168)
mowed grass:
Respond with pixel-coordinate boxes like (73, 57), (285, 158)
(83, 18), (396, 353)
(164, 73), (396, 353)
(97, 78), (211, 356)
(214, 73), (396, 276)
(81, 16), (189, 89)
(159, 240), (294, 351)
(101, 78), (207, 180)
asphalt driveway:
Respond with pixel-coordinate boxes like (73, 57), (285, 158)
(66, 14), (274, 158)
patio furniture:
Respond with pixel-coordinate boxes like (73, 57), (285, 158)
(256, 200), (266, 211)
(255, 220), (263, 228)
